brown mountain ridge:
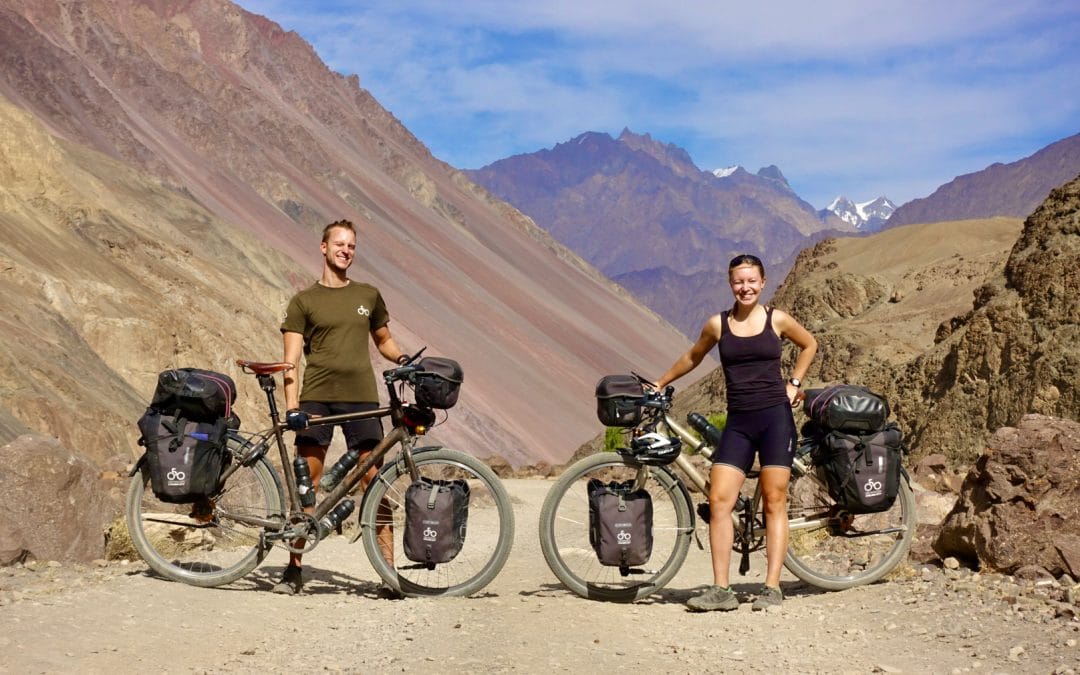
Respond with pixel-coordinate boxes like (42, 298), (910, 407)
(0, 0), (699, 469)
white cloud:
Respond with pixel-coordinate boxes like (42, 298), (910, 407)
(235, 0), (1080, 207)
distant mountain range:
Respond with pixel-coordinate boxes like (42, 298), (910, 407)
(468, 126), (1079, 338)
(465, 130), (852, 336)
(887, 133), (1080, 227)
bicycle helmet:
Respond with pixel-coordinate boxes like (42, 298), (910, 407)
(619, 432), (682, 466)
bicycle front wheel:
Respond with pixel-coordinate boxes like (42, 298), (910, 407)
(784, 468), (916, 590)
(538, 453), (693, 603)
(125, 438), (284, 588)
(360, 447), (515, 597)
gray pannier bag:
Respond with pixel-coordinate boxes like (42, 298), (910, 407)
(403, 478), (470, 568)
(812, 422), (906, 514)
(587, 478), (653, 568)
(137, 412), (229, 503)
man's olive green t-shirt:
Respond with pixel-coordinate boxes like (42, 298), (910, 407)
(280, 281), (389, 403)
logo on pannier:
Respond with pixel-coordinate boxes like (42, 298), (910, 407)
(863, 478), (883, 496)
(617, 530), (632, 544)
(423, 527), (438, 542)
(167, 468), (187, 483)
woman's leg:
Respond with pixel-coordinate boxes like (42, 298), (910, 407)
(706, 464), (747, 587)
(758, 466), (792, 588)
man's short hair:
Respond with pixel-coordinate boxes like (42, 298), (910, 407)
(322, 219), (356, 243)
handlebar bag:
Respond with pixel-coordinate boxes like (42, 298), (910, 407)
(595, 375), (644, 427)
(804, 384), (889, 433)
(587, 478), (653, 568)
(137, 411), (228, 503)
(413, 358), (463, 409)
(150, 368), (237, 423)
(403, 478), (470, 567)
(812, 423), (905, 514)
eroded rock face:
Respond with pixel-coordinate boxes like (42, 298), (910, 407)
(896, 174), (1080, 462)
(934, 415), (1080, 575)
(0, 434), (118, 564)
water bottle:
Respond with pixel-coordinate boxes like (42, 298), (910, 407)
(317, 499), (355, 538)
(293, 457), (316, 508)
(319, 447), (361, 492)
(687, 412), (724, 449)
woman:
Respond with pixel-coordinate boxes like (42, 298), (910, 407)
(655, 254), (817, 611)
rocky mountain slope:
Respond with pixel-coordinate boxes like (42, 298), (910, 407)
(465, 129), (852, 337)
(887, 132), (1080, 227)
(0, 0), (698, 468)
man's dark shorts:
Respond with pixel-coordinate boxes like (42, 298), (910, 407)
(295, 401), (384, 452)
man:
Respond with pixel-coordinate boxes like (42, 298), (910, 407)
(275, 219), (407, 595)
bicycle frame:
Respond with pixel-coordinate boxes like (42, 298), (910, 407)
(219, 367), (427, 537)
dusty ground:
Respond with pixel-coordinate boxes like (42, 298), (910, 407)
(2, 479), (1079, 674)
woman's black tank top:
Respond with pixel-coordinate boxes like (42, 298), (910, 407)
(718, 306), (788, 412)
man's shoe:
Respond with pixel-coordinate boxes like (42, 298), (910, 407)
(751, 584), (783, 611)
(686, 585), (739, 612)
(272, 564), (303, 595)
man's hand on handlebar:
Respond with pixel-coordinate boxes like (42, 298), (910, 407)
(285, 409), (309, 430)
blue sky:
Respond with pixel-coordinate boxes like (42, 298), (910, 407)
(234, 0), (1080, 209)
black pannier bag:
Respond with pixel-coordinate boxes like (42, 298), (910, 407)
(151, 368), (237, 424)
(595, 375), (644, 427)
(587, 479), (653, 567)
(804, 384), (889, 433)
(413, 357), (463, 409)
(403, 478), (470, 567)
(137, 411), (229, 503)
(812, 423), (905, 514)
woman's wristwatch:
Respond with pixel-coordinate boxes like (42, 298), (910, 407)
(788, 377), (801, 388)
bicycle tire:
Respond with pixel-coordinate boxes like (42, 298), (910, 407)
(125, 437), (284, 588)
(360, 447), (515, 597)
(784, 468), (916, 590)
(538, 453), (694, 603)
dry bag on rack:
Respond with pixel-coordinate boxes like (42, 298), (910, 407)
(403, 478), (470, 567)
(595, 375), (644, 427)
(812, 423), (906, 514)
(804, 384), (889, 433)
(137, 411), (229, 503)
(587, 478), (653, 567)
(150, 367), (238, 425)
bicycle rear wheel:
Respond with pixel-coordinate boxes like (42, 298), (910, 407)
(784, 467), (916, 590)
(125, 437), (284, 588)
(538, 453), (693, 603)
(360, 447), (515, 597)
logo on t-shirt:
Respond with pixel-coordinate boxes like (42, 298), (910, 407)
(357, 305), (371, 317)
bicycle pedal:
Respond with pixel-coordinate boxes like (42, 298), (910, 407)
(696, 502), (711, 523)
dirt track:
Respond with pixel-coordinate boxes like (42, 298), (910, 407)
(2, 478), (1079, 674)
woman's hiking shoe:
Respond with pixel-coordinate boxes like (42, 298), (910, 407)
(272, 564), (303, 595)
(686, 585), (739, 612)
(751, 584), (783, 611)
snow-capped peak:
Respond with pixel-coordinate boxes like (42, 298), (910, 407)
(823, 195), (896, 230)
(712, 165), (741, 178)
